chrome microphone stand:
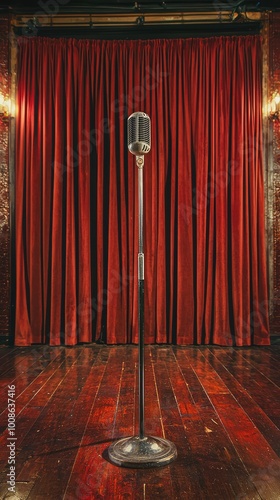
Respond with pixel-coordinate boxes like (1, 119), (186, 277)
(108, 152), (177, 468)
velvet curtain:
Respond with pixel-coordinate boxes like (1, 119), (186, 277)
(15, 36), (270, 346)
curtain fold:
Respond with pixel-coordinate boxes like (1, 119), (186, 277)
(15, 36), (270, 346)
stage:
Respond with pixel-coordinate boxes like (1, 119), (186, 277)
(0, 344), (279, 499)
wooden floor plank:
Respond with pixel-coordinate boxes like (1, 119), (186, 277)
(238, 348), (280, 387)
(25, 347), (108, 499)
(111, 346), (137, 439)
(267, 345), (280, 361)
(0, 345), (279, 499)
(153, 347), (208, 500)
(205, 347), (280, 454)
(0, 347), (37, 377)
(0, 347), (64, 420)
(0, 346), (19, 361)
(211, 348), (280, 428)
(172, 347), (262, 499)
(209, 392), (280, 500)
(63, 347), (128, 499)
(0, 347), (83, 465)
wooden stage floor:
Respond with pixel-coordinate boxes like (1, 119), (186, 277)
(0, 344), (279, 499)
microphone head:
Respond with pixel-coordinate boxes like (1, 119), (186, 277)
(127, 112), (151, 155)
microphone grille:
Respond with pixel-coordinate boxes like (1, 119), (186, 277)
(127, 112), (151, 155)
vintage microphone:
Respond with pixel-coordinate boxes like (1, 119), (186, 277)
(108, 112), (177, 468)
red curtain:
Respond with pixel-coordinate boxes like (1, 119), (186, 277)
(15, 36), (270, 346)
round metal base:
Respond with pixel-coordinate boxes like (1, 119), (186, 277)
(108, 435), (177, 468)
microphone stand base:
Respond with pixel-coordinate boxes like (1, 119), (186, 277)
(108, 435), (177, 468)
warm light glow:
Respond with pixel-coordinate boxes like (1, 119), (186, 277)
(269, 91), (280, 122)
(9, 100), (16, 117)
(0, 94), (15, 121)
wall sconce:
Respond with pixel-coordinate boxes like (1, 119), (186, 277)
(269, 91), (280, 122)
(0, 94), (13, 122)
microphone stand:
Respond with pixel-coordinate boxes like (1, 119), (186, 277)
(137, 155), (145, 440)
(108, 154), (177, 468)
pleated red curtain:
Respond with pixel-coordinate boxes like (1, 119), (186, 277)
(15, 36), (270, 346)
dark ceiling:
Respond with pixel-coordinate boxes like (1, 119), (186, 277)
(1, 0), (280, 14)
(1, 0), (277, 38)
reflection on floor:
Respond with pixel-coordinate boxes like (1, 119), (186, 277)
(0, 344), (279, 499)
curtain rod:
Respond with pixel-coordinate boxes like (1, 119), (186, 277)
(12, 23), (263, 39)
(13, 11), (262, 30)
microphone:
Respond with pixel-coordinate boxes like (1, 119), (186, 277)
(127, 112), (151, 156)
(108, 109), (177, 468)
